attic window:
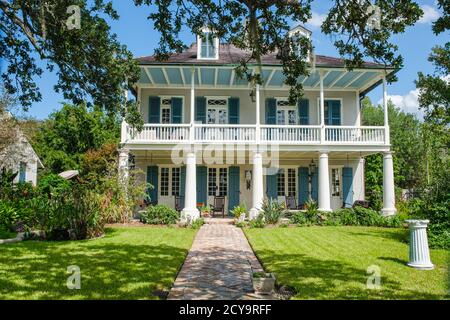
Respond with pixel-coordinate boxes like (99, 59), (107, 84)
(288, 26), (312, 62)
(198, 29), (219, 60)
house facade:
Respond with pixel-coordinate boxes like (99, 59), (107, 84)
(119, 27), (397, 220)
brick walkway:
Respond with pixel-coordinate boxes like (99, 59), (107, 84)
(167, 219), (266, 300)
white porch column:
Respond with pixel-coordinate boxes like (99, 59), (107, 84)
(319, 71), (325, 143)
(383, 75), (390, 145)
(382, 151), (397, 216)
(190, 67), (195, 142)
(118, 148), (129, 190)
(181, 151), (199, 222)
(249, 152), (264, 220)
(318, 151), (331, 212)
(255, 84), (261, 143)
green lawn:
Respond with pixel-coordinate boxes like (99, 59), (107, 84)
(0, 226), (196, 300)
(0, 229), (16, 239)
(244, 226), (449, 299)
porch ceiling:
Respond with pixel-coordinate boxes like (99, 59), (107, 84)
(138, 65), (395, 95)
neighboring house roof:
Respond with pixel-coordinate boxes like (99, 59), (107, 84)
(136, 43), (391, 69)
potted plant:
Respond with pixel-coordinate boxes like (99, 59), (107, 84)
(252, 272), (276, 294)
(200, 205), (211, 218)
(230, 204), (247, 222)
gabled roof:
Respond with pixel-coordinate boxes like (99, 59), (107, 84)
(136, 43), (391, 69)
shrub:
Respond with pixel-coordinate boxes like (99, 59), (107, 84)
(0, 201), (19, 231)
(37, 174), (72, 198)
(249, 214), (266, 228)
(290, 211), (308, 225)
(191, 218), (205, 229)
(261, 199), (285, 224)
(230, 204), (247, 220)
(140, 205), (179, 225)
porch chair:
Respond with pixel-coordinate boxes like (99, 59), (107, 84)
(211, 196), (225, 218)
(285, 195), (302, 210)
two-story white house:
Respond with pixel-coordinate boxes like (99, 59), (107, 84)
(119, 27), (397, 221)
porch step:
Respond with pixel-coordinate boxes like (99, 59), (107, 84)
(204, 218), (234, 225)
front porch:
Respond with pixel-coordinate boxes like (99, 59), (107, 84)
(122, 148), (396, 218)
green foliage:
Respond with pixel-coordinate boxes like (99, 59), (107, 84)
(140, 205), (179, 225)
(0, 1), (140, 122)
(34, 104), (120, 173)
(191, 218), (205, 230)
(230, 204), (247, 220)
(249, 214), (266, 229)
(37, 174), (72, 197)
(261, 199), (285, 224)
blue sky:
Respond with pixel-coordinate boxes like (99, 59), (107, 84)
(8, 0), (447, 119)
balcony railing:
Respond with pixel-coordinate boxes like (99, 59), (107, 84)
(123, 124), (386, 145)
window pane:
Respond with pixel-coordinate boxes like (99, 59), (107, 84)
(218, 109), (227, 124)
(161, 108), (171, 124)
(207, 109), (216, 124)
(277, 169), (285, 196)
(172, 168), (180, 196)
(287, 169), (296, 196)
(277, 110), (285, 125)
(332, 168), (340, 196)
(288, 110), (296, 125)
(161, 168), (169, 196)
(219, 168), (227, 196)
(208, 168), (217, 196)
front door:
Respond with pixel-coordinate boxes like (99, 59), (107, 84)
(330, 167), (343, 210)
(207, 167), (228, 213)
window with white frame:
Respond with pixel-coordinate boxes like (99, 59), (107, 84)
(218, 168), (228, 196)
(160, 168), (169, 196)
(331, 168), (341, 197)
(277, 169), (286, 196)
(288, 26), (311, 62)
(287, 169), (296, 196)
(276, 99), (297, 125)
(207, 98), (228, 124)
(277, 168), (297, 197)
(159, 167), (181, 197)
(171, 168), (180, 196)
(161, 98), (171, 124)
(198, 30), (218, 59)
(208, 168), (217, 196)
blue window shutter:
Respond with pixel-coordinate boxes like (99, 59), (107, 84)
(147, 166), (158, 203)
(298, 167), (309, 206)
(332, 100), (341, 125)
(195, 97), (206, 123)
(265, 98), (277, 124)
(228, 167), (240, 214)
(342, 167), (353, 208)
(196, 166), (207, 206)
(148, 96), (160, 123)
(228, 97), (240, 124)
(325, 100), (330, 125)
(180, 166), (186, 208)
(266, 171), (278, 200)
(298, 99), (309, 125)
(311, 168), (318, 203)
(171, 97), (183, 124)
(19, 162), (26, 183)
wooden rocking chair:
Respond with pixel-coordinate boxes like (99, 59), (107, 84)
(211, 196), (225, 218)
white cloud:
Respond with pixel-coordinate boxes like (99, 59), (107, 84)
(378, 89), (424, 118)
(418, 5), (440, 24)
(306, 12), (327, 29)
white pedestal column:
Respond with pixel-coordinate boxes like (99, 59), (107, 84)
(318, 152), (331, 212)
(406, 220), (434, 270)
(181, 152), (199, 223)
(382, 151), (397, 216)
(249, 152), (264, 220)
(118, 148), (129, 181)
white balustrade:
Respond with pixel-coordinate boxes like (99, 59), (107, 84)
(124, 124), (386, 145)
(260, 125), (321, 143)
(194, 125), (256, 142)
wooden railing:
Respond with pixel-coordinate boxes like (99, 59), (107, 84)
(260, 125), (321, 143)
(195, 124), (256, 142)
(325, 126), (385, 144)
(124, 124), (386, 145)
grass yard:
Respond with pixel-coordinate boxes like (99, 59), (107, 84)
(0, 226), (196, 300)
(0, 229), (16, 239)
(245, 226), (449, 300)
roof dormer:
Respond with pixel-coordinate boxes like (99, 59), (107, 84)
(197, 28), (219, 60)
(288, 25), (312, 62)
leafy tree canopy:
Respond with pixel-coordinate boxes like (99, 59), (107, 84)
(33, 103), (120, 173)
(135, 0), (423, 102)
(0, 0), (140, 122)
